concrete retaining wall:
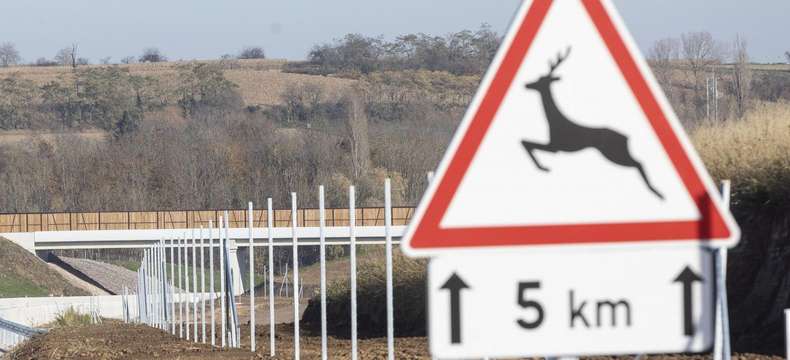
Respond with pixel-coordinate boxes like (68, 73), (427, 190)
(0, 293), (217, 327)
(0, 295), (131, 327)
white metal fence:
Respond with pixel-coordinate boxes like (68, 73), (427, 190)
(128, 179), (401, 359)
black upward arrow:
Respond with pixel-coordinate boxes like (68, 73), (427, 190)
(440, 273), (470, 344)
(673, 266), (704, 336)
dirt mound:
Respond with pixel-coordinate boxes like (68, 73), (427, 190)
(8, 323), (253, 360)
(7, 322), (428, 359)
(0, 237), (88, 297)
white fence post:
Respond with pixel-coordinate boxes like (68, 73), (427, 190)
(292, 192), (301, 360)
(249, 201), (256, 352)
(319, 185), (328, 360)
(220, 216), (226, 348)
(192, 231), (198, 342)
(148, 248), (154, 326)
(267, 197), (276, 357)
(200, 227), (206, 344)
(148, 249), (153, 325)
(178, 236), (184, 338)
(169, 238), (176, 335)
(148, 247), (154, 327)
(160, 239), (167, 330)
(209, 220), (216, 347)
(155, 246), (159, 327)
(156, 241), (162, 329)
(136, 264), (141, 324)
(349, 185), (358, 360)
(141, 250), (147, 325)
(145, 249), (151, 325)
(385, 178), (395, 360)
(137, 259), (142, 324)
(185, 234), (191, 341)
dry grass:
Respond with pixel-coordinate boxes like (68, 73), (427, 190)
(225, 68), (353, 106)
(52, 307), (93, 328)
(692, 101), (790, 202)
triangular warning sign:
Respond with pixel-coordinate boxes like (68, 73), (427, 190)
(402, 0), (739, 255)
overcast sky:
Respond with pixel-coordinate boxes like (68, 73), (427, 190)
(1, 1), (787, 64)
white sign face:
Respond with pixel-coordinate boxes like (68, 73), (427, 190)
(429, 246), (714, 358)
(402, 0), (739, 255)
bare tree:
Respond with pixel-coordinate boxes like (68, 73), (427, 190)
(0, 42), (21, 67)
(139, 48), (166, 63)
(120, 56), (136, 64)
(785, 51), (790, 64)
(731, 34), (751, 118)
(647, 37), (679, 90)
(54, 44), (78, 68)
(680, 32), (723, 91)
(342, 90), (371, 179)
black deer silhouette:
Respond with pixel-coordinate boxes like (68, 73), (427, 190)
(521, 47), (664, 200)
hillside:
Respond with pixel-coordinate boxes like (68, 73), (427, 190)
(0, 59), (353, 109)
(0, 237), (89, 297)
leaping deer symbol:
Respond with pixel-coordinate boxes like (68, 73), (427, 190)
(521, 47), (664, 200)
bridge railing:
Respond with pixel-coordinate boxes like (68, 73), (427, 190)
(0, 207), (415, 233)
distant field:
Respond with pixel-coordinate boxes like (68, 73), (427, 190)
(0, 129), (106, 146)
(0, 59), (354, 107)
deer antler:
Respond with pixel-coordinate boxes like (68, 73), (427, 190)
(548, 46), (572, 74)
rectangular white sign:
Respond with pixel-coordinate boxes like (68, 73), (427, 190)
(429, 246), (715, 358)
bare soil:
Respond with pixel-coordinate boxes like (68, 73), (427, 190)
(6, 322), (428, 359)
(5, 321), (782, 360)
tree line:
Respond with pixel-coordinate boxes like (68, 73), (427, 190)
(286, 24), (500, 76)
(0, 63), (245, 134)
(0, 44), (266, 67)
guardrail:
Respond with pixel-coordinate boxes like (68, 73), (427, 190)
(0, 317), (46, 352)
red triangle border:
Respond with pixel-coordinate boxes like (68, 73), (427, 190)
(409, 0), (731, 250)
